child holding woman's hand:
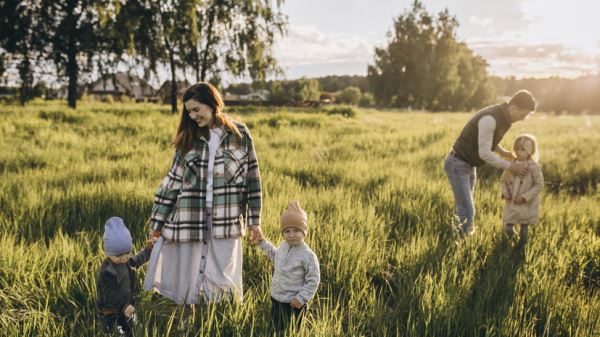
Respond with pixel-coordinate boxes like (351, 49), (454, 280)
(254, 201), (320, 333)
(97, 217), (156, 336)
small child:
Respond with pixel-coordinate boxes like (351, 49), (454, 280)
(97, 217), (155, 336)
(255, 201), (320, 333)
(500, 134), (544, 245)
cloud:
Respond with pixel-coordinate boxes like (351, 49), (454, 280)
(468, 16), (493, 27)
(519, 0), (600, 53)
(274, 24), (374, 69)
(468, 38), (599, 78)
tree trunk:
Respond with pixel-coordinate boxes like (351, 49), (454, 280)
(199, 4), (217, 81)
(18, 52), (33, 106)
(66, 0), (78, 109)
(193, 48), (200, 82)
(166, 40), (177, 113)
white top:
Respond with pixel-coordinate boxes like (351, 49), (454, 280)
(206, 128), (223, 205)
(478, 116), (511, 170)
(144, 127), (243, 305)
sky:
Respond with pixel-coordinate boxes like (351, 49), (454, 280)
(273, 0), (600, 79)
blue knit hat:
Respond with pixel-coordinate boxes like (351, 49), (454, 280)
(103, 217), (132, 256)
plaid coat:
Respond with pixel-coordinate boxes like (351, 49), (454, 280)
(150, 123), (262, 241)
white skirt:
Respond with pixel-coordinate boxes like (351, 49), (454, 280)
(143, 210), (243, 304)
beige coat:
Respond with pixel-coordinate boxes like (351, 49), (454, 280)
(500, 159), (544, 225)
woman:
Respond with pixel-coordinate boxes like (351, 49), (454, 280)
(144, 82), (262, 306)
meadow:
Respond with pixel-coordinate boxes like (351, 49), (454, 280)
(0, 100), (599, 337)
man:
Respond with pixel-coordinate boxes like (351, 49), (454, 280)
(444, 90), (536, 237)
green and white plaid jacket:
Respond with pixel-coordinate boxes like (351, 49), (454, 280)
(150, 123), (262, 242)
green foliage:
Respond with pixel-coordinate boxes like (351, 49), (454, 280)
(0, 0), (44, 105)
(336, 86), (362, 105)
(315, 75), (370, 93)
(268, 78), (321, 104)
(326, 106), (357, 118)
(0, 101), (599, 336)
(367, 1), (493, 111)
(496, 75), (600, 114)
(359, 92), (375, 107)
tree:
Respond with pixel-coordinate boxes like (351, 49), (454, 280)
(367, 1), (434, 108)
(186, 0), (286, 84)
(117, 0), (286, 113)
(0, 0), (44, 104)
(358, 92), (375, 107)
(316, 75), (369, 93)
(337, 86), (361, 105)
(37, 0), (119, 108)
(268, 78), (320, 105)
(367, 0), (493, 111)
(109, 0), (198, 113)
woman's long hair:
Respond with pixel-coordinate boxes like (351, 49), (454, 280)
(173, 82), (242, 154)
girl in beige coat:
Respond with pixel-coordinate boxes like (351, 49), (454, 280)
(500, 134), (544, 245)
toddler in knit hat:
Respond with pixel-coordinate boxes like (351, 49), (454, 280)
(97, 217), (156, 336)
(255, 201), (320, 333)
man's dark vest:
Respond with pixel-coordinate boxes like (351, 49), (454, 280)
(452, 102), (512, 167)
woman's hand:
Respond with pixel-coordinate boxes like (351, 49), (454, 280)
(149, 230), (161, 239)
(513, 196), (525, 204)
(502, 192), (512, 200)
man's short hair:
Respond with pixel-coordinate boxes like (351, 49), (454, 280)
(508, 90), (536, 112)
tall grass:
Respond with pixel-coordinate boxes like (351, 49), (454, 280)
(0, 100), (599, 336)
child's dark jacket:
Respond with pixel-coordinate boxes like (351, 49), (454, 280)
(97, 248), (150, 314)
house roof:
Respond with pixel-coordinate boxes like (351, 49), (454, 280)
(89, 73), (156, 98)
(158, 80), (192, 95)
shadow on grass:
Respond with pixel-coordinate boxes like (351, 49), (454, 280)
(457, 238), (525, 337)
(369, 229), (457, 334)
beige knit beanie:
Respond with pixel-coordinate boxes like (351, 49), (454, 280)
(280, 201), (308, 235)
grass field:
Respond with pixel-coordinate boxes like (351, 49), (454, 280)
(0, 100), (599, 336)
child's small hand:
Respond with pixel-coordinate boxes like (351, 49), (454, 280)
(290, 298), (303, 309)
(124, 304), (136, 318)
(513, 196), (525, 204)
(146, 237), (158, 251)
(251, 226), (264, 245)
(149, 230), (161, 239)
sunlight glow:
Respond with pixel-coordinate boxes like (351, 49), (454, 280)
(521, 0), (600, 54)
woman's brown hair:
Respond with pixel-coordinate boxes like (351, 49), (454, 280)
(173, 82), (242, 154)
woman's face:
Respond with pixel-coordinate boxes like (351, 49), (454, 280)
(185, 99), (214, 128)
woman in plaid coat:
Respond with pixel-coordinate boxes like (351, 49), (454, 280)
(144, 82), (262, 310)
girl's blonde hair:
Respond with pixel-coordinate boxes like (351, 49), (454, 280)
(513, 133), (539, 162)
(173, 82), (242, 155)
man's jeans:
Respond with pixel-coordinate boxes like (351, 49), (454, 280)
(444, 154), (477, 235)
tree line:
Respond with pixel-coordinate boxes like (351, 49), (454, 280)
(229, 1), (492, 111)
(0, 0), (286, 111)
(493, 75), (600, 114)
(3, 0), (598, 113)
